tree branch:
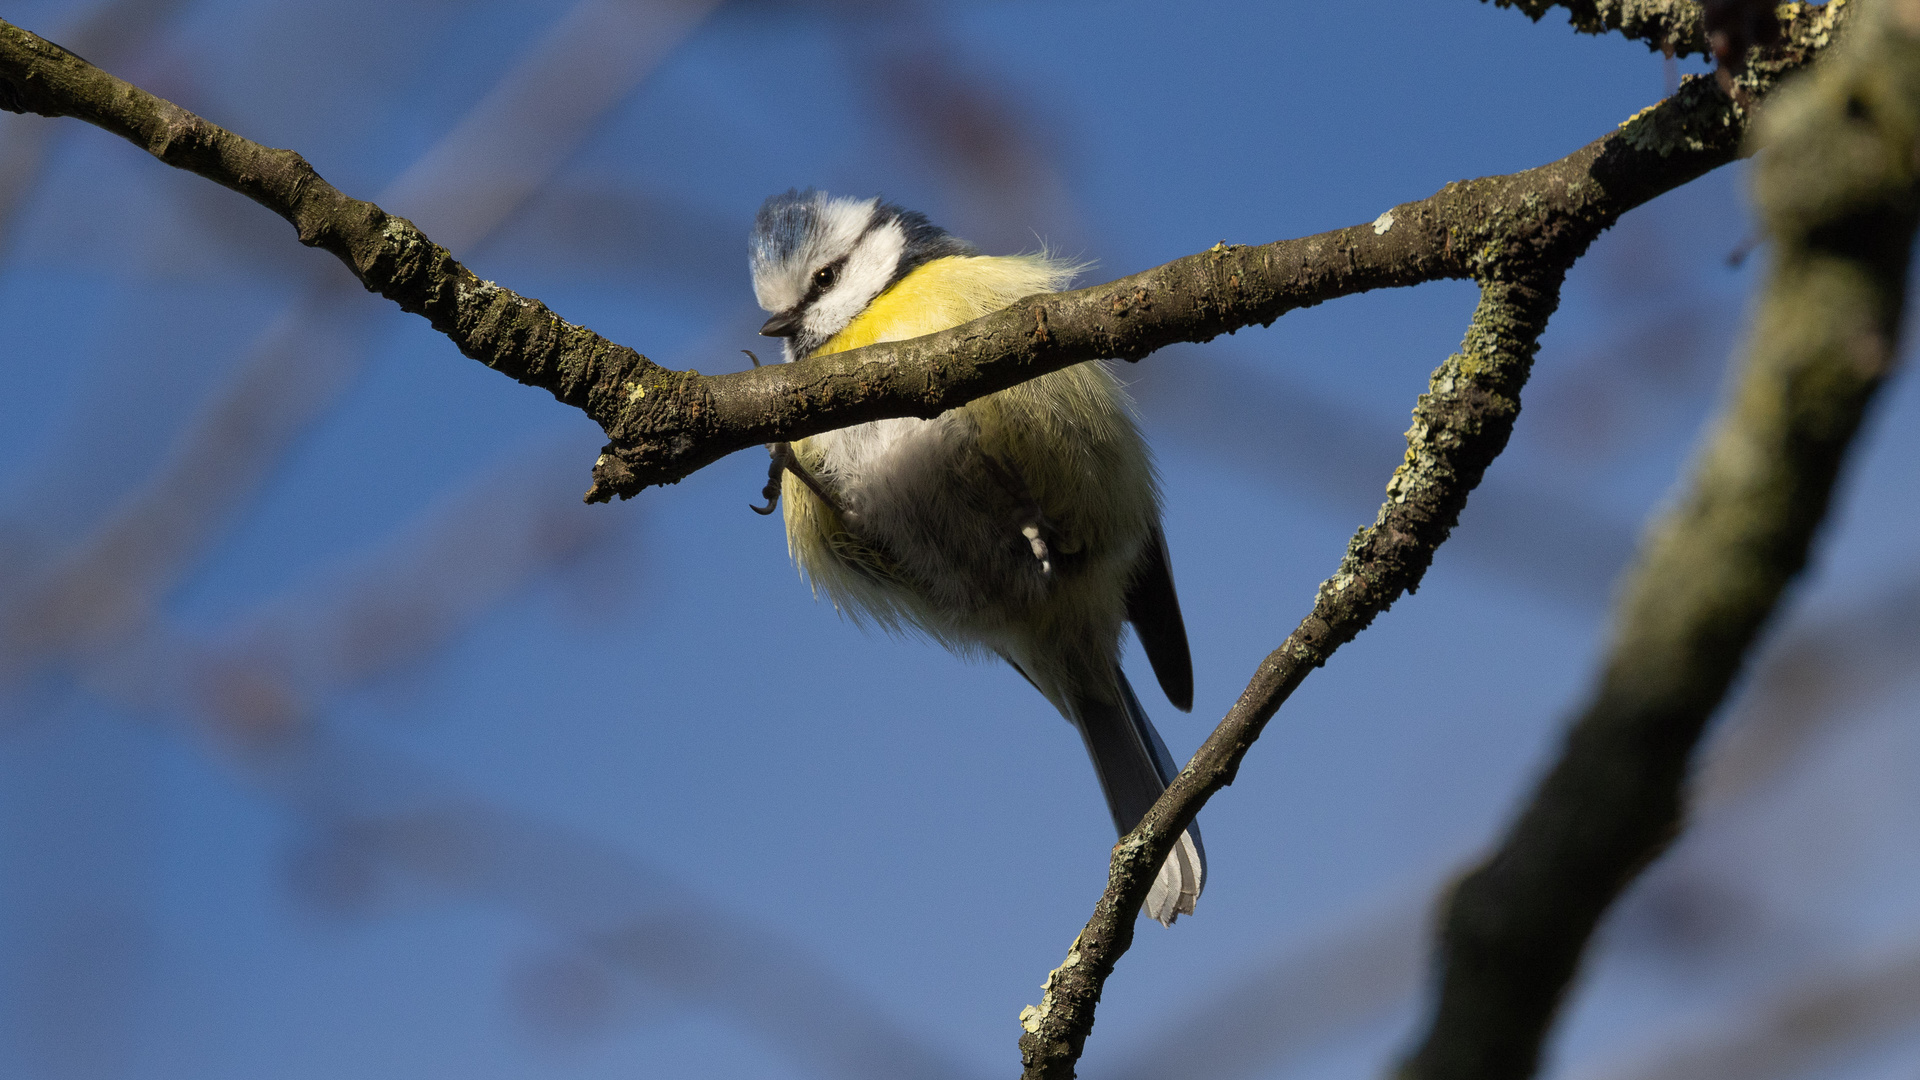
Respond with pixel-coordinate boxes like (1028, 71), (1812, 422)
(0, 16), (682, 490)
(1597, 940), (1920, 1080)
(0, 10), (1837, 501)
(1400, 1), (1920, 1077)
(1480, 0), (1711, 55)
(1018, 271), (1567, 1077)
(0, 7), (1857, 1077)
(1014, 5), (1848, 1077)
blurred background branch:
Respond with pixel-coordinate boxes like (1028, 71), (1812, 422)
(0, 0), (193, 257)
(1087, 557), (1920, 1080)
(1402, 3), (1920, 1077)
(1, 2), (1917, 1080)
(1578, 939), (1920, 1080)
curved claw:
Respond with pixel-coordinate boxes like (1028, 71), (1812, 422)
(749, 442), (790, 517)
(748, 441), (848, 520)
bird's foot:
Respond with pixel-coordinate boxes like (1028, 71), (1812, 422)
(1020, 524), (1052, 574)
(980, 453), (1055, 574)
(750, 442), (848, 519)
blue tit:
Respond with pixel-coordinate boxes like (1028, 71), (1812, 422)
(749, 190), (1204, 925)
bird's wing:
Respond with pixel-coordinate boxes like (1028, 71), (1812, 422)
(1125, 523), (1194, 712)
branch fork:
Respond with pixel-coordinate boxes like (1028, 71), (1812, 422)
(0, 6), (1863, 1078)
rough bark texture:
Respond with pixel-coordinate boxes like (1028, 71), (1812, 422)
(1398, 2), (1920, 1078)
(1482, 0), (1710, 53)
(0, 6), (1869, 1079)
(1015, 5), (1849, 1077)
(1017, 274), (1565, 1075)
(0, 9), (1839, 502)
(0, 18), (683, 488)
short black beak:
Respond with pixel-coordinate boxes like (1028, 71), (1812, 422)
(759, 311), (801, 338)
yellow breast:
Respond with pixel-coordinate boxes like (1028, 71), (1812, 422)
(782, 250), (1145, 633)
(813, 254), (1073, 357)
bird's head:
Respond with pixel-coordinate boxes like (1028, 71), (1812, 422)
(749, 190), (974, 360)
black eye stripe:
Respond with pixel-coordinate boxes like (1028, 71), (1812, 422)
(797, 207), (885, 302)
(797, 255), (849, 309)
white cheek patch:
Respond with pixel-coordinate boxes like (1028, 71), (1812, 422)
(804, 219), (906, 341)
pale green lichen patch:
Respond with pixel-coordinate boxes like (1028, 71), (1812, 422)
(455, 274), (504, 308)
(1790, 0), (1847, 48)
(1615, 78), (1729, 156)
(1020, 933), (1089, 1034)
(1373, 211), (1396, 235)
(1618, 103), (1661, 130)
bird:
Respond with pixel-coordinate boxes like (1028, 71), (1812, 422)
(748, 190), (1204, 925)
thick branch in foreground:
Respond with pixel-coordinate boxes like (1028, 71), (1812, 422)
(0, 12), (1831, 501)
(1399, 3), (1920, 1078)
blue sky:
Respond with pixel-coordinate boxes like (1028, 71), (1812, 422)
(3, 2), (1919, 1079)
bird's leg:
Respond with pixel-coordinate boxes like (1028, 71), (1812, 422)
(750, 443), (790, 515)
(980, 453), (1054, 574)
(750, 442), (849, 520)
(746, 348), (845, 518)
(784, 453), (846, 518)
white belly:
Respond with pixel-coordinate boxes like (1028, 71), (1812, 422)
(810, 415), (966, 514)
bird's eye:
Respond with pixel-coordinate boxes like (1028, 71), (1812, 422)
(812, 264), (839, 290)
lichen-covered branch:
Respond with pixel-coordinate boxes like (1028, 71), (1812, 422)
(1398, 3), (1920, 1078)
(0, 10), (1839, 501)
(606, 0), (1833, 498)
(0, 18), (681, 474)
(1017, 273), (1566, 1078)
(1013, 5), (1848, 1077)
(1481, 0), (1711, 55)
(0, 8), (1862, 1079)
